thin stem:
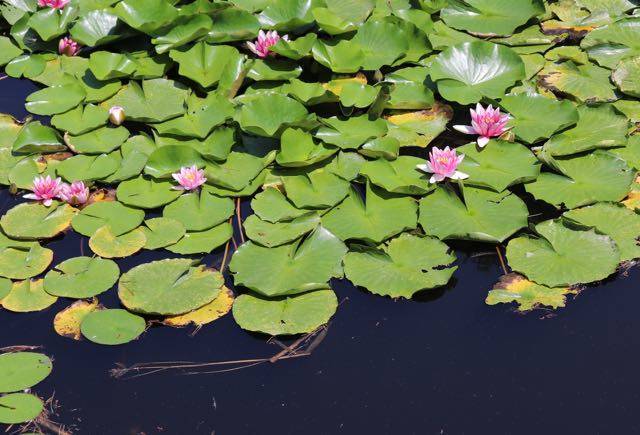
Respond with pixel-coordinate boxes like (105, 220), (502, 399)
(496, 245), (508, 275)
(235, 197), (245, 244)
(219, 238), (231, 272)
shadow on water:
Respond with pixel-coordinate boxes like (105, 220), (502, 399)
(2, 78), (640, 435)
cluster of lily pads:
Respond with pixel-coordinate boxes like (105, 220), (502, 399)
(0, 0), (639, 344)
(0, 350), (52, 425)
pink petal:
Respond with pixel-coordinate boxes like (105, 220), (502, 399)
(453, 125), (476, 135)
(477, 136), (490, 148)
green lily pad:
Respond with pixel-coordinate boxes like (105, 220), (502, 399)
(0, 393), (43, 424)
(244, 213), (320, 247)
(1, 202), (75, 240)
(25, 82), (86, 116)
(237, 92), (309, 137)
(506, 219), (620, 287)
(141, 217), (186, 250)
(0, 278), (10, 301)
(280, 162), (351, 209)
(89, 225), (146, 258)
(430, 41), (525, 104)
(162, 190), (234, 231)
(580, 18), (640, 69)
(51, 104), (110, 136)
(229, 226), (347, 297)
(0, 36), (23, 66)
(359, 156), (433, 195)
(276, 128), (337, 167)
(118, 258), (223, 315)
(116, 175), (182, 209)
(564, 202), (640, 262)
(525, 151), (635, 209)
(170, 42), (244, 89)
(251, 187), (308, 223)
(322, 184), (417, 244)
(612, 56), (640, 98)
(441, 0), (544, 36)
(418, 185), (529, 243)
(312, 38), (365, 73)
(344, 233), (457, 298)
(72, 201), (145, 237)
(43, 256), (120, 298)
(203, 144), (276, 191)
(352, 19), (409, 70)
(113, 0), (179, 35)
(143, 145), (205, 179)
(69, 9), (123, 47)
(500, 93), (579, 144)
(80, 308), (146, 345)
(232, 289), (337, 335)
(314, 115), (387, 150)
(538, 61), (617, 104)
(0, 352), (52, 393)
(542, 105), (628, 157)
(65, 126), (129, 154)
(165, 222), (232, 254)
(1, 279), (57, 312)
(103, 78), (190, 123)
(56, 153), (119, 182)
(456, 140), (540, 192)
(12, 121), (65, 154)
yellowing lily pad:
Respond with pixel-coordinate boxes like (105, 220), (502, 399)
(89, 225), (146, 258)
(486, 273), (577, 312)
(0, 242), (53, 280)
(1, 202), (76, 240)
(118, 258), (224, 315)
(163, 286), (234, 328)
(1, 279), (57, 313)
(53, 299), (102, 340)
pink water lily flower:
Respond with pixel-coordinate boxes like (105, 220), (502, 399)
(172, 165), (206, 191)
(417, 146), (469, 184)
(23, 175), (64, 206)
(59, 181), (89, 206)
(246, 30), (288, 58)
(453, 103), (511, 148)
(58, 37), (80, 56)
(38, 0), (70, 9)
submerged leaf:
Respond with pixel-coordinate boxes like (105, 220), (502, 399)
(486, 273), (575, 311)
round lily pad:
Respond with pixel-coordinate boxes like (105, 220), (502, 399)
(232, 289), (338, 335)
(0, 243), (53, 280)
(165, 222), (232, 255)
(0, 277), (10, 301)
(44, 256), (120, 298)
(1, 202), (76, 240)
(506, 219), (620, 287)
(116, 175), (182, 209)
(80, 308), (146, 345)
(72, 200), (145, 237)
(162, 190), (234, 231)
(163, 286), (234, 328)
(0, 393), (44, 424)
(89, 226), (146, 258)
(53, 299), (102, 341)
(0, 352), (52, 393)
(1, 280), (57, 313)
(118, 258), (224, 315)
(141, 217), (186, 250)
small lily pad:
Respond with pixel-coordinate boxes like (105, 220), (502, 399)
(80, 308), (146, 345)
(0, 393), (44, 424)
(0, 352), (52, 393)
(53, 299), (102, 340)
(486, 273), (576, 312)
(0, 243), (53, 280)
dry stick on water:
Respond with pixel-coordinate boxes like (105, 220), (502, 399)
(496, 245), (508, 275)
(111, 325), (329, 379)
(235, 197), (245, 244)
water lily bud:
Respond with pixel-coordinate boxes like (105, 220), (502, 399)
(109, 106), (125, 126)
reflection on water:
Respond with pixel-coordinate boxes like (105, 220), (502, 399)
(1, 78), (640, 434)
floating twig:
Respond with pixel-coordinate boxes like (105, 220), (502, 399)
(495, 245), (508, 275)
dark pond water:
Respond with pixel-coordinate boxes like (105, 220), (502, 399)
(1, 77), (639, 435)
